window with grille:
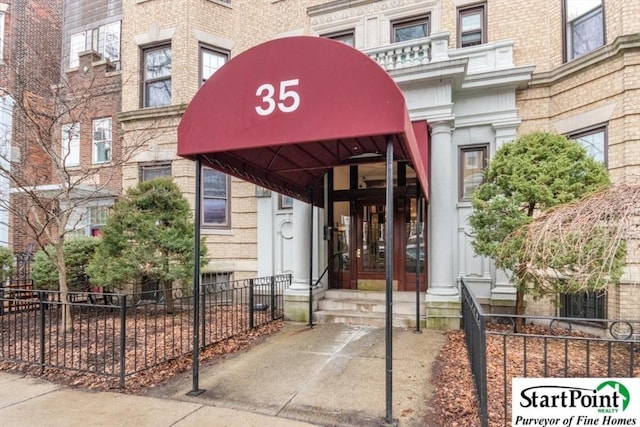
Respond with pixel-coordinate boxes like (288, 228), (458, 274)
(560, 290), (606, 321)
(200, 45), (228, 86)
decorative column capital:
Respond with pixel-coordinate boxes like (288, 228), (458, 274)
(429, 120), (454, 137)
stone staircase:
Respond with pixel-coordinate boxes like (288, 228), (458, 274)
(313, 289), (425, 328)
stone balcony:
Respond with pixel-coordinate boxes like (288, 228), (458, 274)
(364, 32), (516, 75)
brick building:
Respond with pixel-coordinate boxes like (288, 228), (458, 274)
(55, 0), (123, 240)
(0, 0), (62, 250)
(4, 0), (639, 328)
(116, 0), (640, 328)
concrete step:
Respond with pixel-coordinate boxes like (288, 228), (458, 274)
(314, 290), (425, 328)
(313, 310), (417, 328)
(317, 298), (422, 316)
(322, 289), (421, 303)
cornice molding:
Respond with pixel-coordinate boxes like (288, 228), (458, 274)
(118, 104), (186, 123)
(529, 33), (640, 88)
(309, 0), (435, 25)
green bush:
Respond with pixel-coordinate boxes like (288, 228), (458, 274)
(0, 246), (14, 283)
(32, 237), (101, 291)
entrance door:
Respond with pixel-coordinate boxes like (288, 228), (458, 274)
(355, 201), (388, 290)
(330, 196), (426, 292)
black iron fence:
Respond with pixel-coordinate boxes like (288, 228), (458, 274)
(0, 275), (290, 388)
(461, 279), (640, 427)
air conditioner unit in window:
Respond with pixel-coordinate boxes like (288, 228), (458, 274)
(93, 130), (105, 141)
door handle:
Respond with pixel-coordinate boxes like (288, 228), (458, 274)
(356, 249), (361, 258)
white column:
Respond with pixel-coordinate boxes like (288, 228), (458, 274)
(491, 123), (519, 297)
(289, 198), (311, 290)
(428, 121), (458, 296)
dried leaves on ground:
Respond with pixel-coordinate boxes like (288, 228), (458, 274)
(0, 317), (284, 393)
(427, 323), (639, 427)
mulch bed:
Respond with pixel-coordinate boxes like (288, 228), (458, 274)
(426, 324), (639, 427)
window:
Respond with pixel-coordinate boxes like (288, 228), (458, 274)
(142, 45), (172, 108)
(569, 126), (607, 166)
(203, 167), (230, 227)
(70, 32), (86, 68)
(62, 123), (80, 167)
(0, 11), (5, 61)
(560, 290), (606, 321)
(459, 145), (488, 201)
(65, 204), (111, 238)
(92, 118), (111, 164)
(279, 194), (293, 209)
(392, 16), (429, 43)
(202, 272), (232, 292)
(323, 30), (355, 47)
(95, 21), (121, 64)
(139, 162), (172, 182)
(88, 206), (109, 237)
(202, 272), (233, 303)
(69, 21), (121, 69)
(458, 3), (486, 48)
(200, 45), (228, 86)
(565, 0), (604, 61)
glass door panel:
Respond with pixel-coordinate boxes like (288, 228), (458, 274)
(360, 203), (386, 272)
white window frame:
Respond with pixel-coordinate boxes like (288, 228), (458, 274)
(91, 21), (121, 64)
(62, 123), (80, 167)
(64, 202), (112, 238)
(200, 45), (228, 86)
(70, 32), (86, 69)
(92, 118), (111, 164)
(0, 10), (5, 62)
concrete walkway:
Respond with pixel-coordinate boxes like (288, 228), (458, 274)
(0, 323), (446, 426)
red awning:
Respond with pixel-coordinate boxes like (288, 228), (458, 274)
(178, 36), (428, 205)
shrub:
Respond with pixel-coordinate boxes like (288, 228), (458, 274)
(32, 237), (101, 291)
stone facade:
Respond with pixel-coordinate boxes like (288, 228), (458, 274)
(114, 0), (640, 327)
(6, 0), (640, 328)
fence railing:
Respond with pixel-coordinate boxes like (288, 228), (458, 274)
(0, 274), (290, 388)
(461, 278), (640, 427)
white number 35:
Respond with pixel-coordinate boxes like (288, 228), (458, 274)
(255, 79), (300, 116)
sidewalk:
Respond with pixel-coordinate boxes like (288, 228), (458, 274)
(0, 323), (446, 426)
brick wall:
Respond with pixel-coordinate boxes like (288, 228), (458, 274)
(3, 0), (63, 250)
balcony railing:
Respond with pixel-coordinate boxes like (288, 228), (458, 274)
(365, 32), (515, 74)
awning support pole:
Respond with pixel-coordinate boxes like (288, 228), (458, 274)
(188, 156), (205, 396)
(308, 189), (314, 328)
(415, 182), (423, 334)
(384, 135), (395, 425)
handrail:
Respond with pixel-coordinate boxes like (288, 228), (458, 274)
(313, 252), (342, 288)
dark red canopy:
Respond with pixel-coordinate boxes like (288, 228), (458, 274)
(178, 36), (428, 205)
